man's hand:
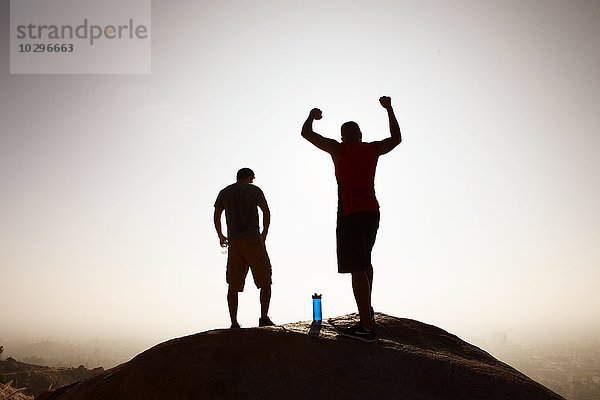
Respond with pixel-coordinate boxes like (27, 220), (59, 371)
(261, 230), (268, 243)
(309, 108), (323, 120)
(374, 95), (401, 156)
(379, 96), (392, 110)
(219, 234), (228, 248)
(301, 107), (339, 157)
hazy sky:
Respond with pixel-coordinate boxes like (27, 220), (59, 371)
(1, 0), (599, 343)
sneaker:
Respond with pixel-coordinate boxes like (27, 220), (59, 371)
(336, 323), (377, 343)
(258, 316), (275, 327)
(230, 322), (241, 329)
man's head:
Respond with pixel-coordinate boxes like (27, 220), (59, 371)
(236, 167), (255, 183)
(341, 121), (362, 143)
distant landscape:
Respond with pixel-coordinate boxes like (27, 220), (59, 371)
(485, 333), (600, 400)
(0, 338), (157, 370)
(2, 328), (600, 400)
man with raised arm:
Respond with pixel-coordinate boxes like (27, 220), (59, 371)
(301, 96), (401, 342)
(214, 167), (274, 329)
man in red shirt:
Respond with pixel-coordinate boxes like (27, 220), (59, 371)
(301, 96), (401, 342)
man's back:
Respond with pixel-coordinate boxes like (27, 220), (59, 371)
(214, 183), (265, 240)
(213, 168), (274, 329)
(335, 142), (380, 215)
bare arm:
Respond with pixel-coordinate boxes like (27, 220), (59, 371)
(301, 108), (339, 157)
(213, 207), (228, 247)
(258, 200), (270, 242)
(374, 96), (402, 156)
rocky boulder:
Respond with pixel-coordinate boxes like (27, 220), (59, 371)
(37, 313), (564, 400)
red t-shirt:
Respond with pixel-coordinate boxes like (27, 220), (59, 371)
(334, 142), (380, 215)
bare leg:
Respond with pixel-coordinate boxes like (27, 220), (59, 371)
(367, 264), (374, 316)
(260, 285), (271, 318)
(367, 264), (373, 294)
(351, 271), (374, 330)
(227, 286), (239, 326)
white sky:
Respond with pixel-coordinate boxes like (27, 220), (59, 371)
(1, 0), (599, 343)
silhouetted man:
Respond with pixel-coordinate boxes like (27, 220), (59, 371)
(301, 96), (401, 342)
(214, 168), (274, 329)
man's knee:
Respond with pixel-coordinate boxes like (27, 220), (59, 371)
(228, 285), (243, 294)
(351, 270), (368, 279)
(259, 284), (272, 292)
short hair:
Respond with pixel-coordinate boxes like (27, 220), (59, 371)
(236, 167), (255, 181)
(341, 121), (362, 141)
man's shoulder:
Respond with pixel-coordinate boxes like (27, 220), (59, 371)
(220, 183), (264, 196)
(246, 183), (265, 196)
(216, 183), (237, 199)
(217, 183), (233, 194)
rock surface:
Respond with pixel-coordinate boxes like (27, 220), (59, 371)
(37, 314), (564, 400)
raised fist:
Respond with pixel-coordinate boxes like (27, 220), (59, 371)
(379, 96), (392, 109)
(309, 108), (323, 120)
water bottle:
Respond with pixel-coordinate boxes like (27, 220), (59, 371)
(312, 293), (322, 323)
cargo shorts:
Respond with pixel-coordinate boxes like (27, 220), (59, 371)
(226, 236), (272, 292)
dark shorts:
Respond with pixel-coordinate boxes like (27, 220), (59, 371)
(226, 237), (272, 292)
(336, 211), (380, 273)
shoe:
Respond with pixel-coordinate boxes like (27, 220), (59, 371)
(258, 316), (275, 327)
(230, 322), (241, 329)
(336, 323), (376, 343)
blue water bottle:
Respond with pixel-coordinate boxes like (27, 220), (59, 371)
(312, 293), (322, 323)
